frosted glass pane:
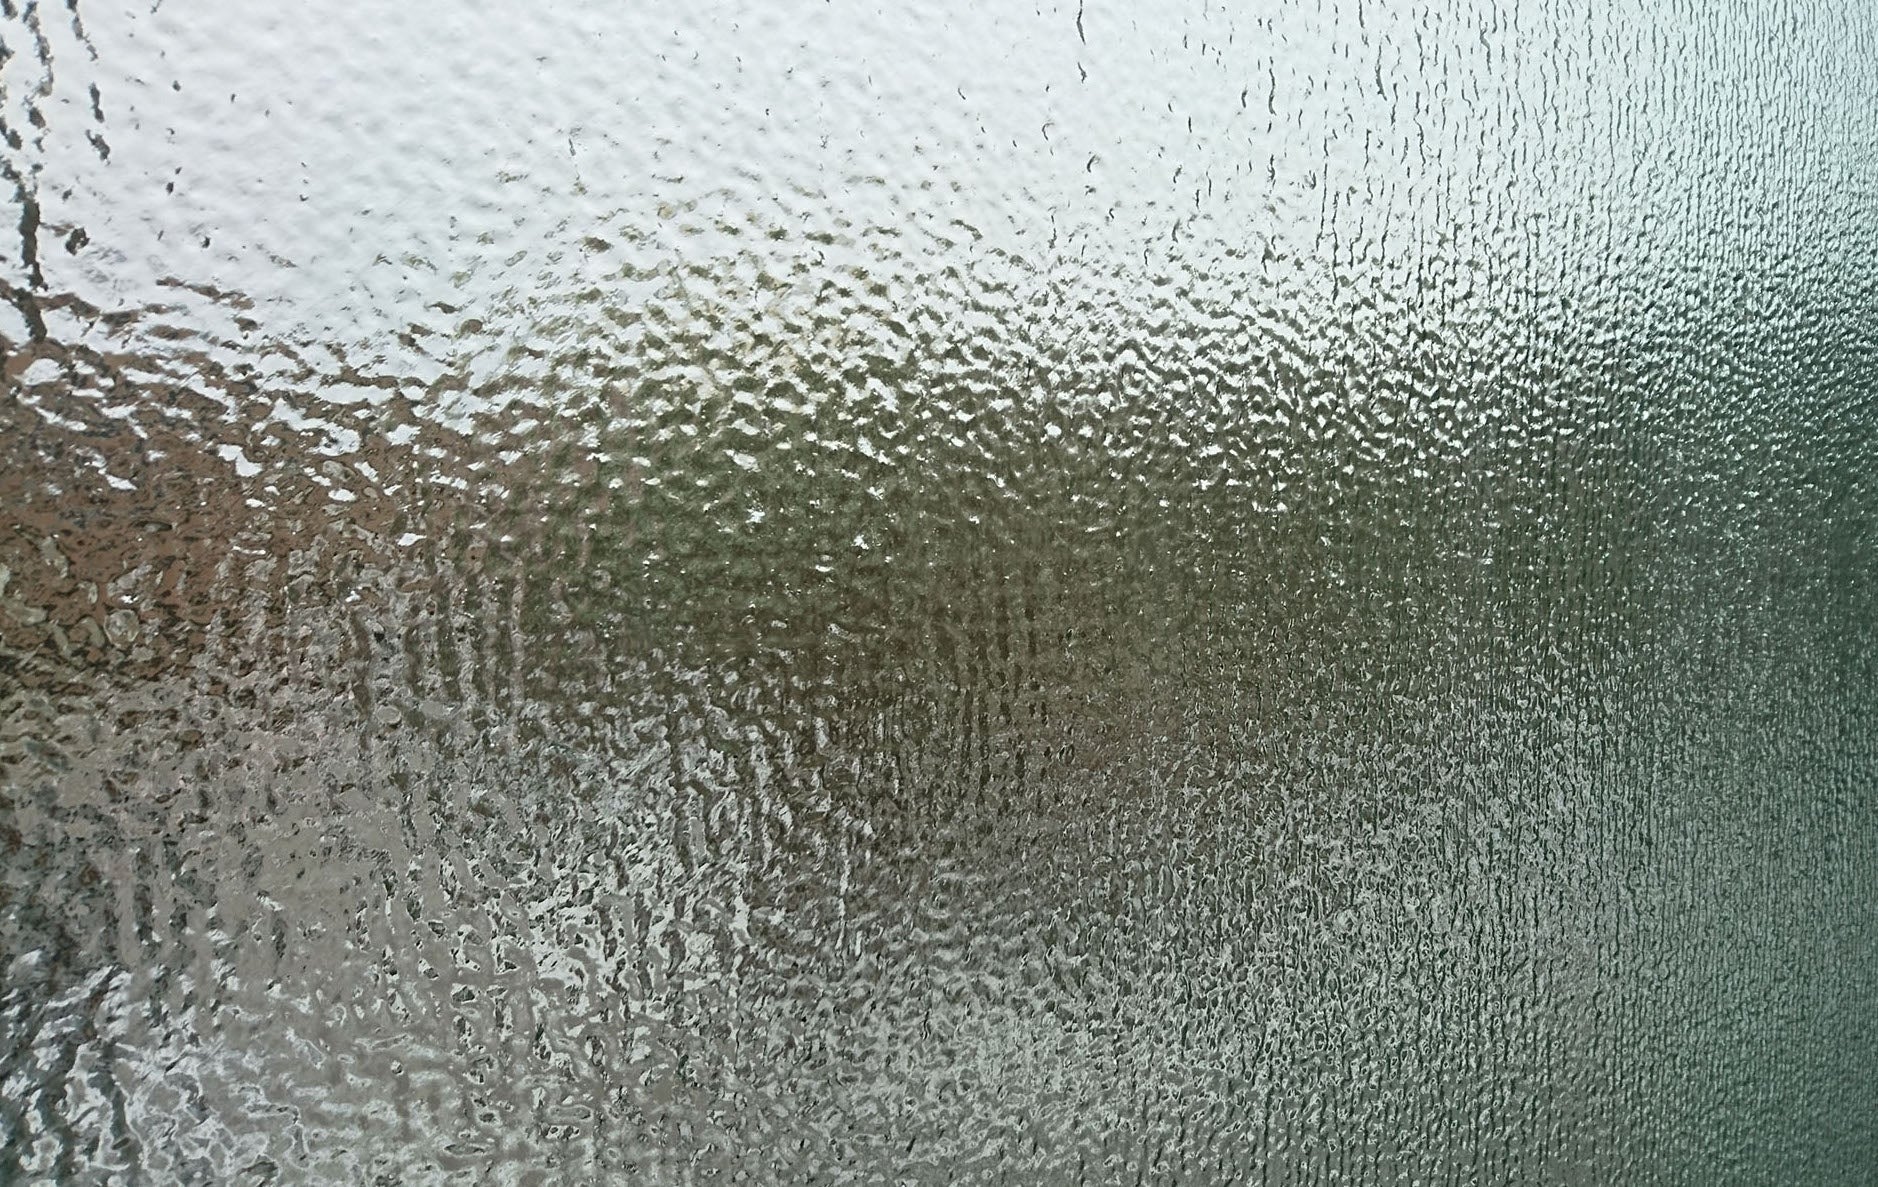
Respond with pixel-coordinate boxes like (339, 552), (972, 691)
(4, 1), (1876, 1182)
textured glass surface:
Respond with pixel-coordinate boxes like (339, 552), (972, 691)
(4, 1), (1878, 1182)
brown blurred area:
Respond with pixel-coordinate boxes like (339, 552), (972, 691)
(0, 283), (428, 713)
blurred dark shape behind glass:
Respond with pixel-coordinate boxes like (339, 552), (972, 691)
(4, 2), (1877, 1183)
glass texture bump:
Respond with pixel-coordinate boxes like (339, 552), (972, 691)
(4, 1), (1878, 1182)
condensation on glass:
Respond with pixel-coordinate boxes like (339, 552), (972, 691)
(4, 1), (1876, 1182)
